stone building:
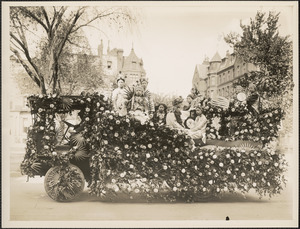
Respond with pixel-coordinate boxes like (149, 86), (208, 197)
(98, 40), (146, 86)
(192, 51), (256, 99)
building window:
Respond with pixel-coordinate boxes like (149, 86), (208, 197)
(132, 61), (137, 69)
(107, 61), (112, 69)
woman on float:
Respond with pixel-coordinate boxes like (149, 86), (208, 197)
(111, 74), (128, 116)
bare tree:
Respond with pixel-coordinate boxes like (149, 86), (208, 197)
(10, 6), (138, 94)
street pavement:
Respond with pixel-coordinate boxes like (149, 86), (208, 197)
(4, 144), (298, 228)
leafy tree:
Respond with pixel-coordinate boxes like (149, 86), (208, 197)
(224, 11), (294, 134)
(10, 6), (138, 94)
(224, 12), (293, 103)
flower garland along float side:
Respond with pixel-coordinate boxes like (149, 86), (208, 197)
(88, 110), (287, 202)
(21, 93), (288, 202)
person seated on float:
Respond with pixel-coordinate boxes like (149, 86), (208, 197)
(187, 105), (208, 145)
(183, 94), (194, 111)
(190, 87), (198, 99)
(166, 97), (187, 131)
(111, 73), (128, 116)
(152, 103), (168, 126)
(140, 77), (155, 119)
(128, 84), (150, 124)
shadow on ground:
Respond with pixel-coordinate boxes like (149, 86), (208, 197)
(72, 190), (268, 204)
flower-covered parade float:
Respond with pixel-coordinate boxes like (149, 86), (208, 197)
(20, 91), (288, 202)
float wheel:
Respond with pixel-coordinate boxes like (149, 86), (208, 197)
(44, 164), (85, 202)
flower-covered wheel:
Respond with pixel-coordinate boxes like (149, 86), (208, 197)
(44, 164), (85, 202)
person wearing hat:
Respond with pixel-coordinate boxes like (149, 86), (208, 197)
(140, 77), (155, 118)
(111, 74), (128, 116)
(182, 94), (194, 111)
(166, 97), (187, 131)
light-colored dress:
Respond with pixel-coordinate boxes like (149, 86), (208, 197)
(129, 95), (150, 124)
(111, 87), (127, 116)
(188, 114), (207, 143)
(166, 112), (186, 131)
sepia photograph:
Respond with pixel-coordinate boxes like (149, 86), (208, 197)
(2, 1), (298, 228)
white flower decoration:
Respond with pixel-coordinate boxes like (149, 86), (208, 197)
(211, 116), (221, 130)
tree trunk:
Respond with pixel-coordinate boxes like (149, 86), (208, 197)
(49, 49), (59, 94)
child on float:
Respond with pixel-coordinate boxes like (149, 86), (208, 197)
(128, 84), (150, 124)
(152, 103), (168, 126)
(187, 105), (208, 145)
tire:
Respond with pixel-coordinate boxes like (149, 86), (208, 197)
(44, 164), (85, 202)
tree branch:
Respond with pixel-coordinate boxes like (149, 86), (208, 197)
(10, 47), (41, 87)
(41, 6), (51, 28)
(19, 7), (49, 33)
